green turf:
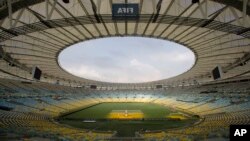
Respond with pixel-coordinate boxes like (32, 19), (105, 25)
(59, 102), (199, 137)
(62, 102), (173, 119)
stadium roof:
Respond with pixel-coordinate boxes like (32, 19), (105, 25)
(0, 0), (249, 87)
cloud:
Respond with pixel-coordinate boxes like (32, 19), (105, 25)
(59, 37), (195, 83)
(67, 66), (102, 80)
(129, 59), (160, 74)
(128, 59), (163, 82)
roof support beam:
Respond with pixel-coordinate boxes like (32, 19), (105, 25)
(13, 17), (70, 46)
(188, 14), (243, 47)
(125, 0), (128, 35)
(45, 0), (49, 20)
(198, 44), (249, 56)
(50, 2), (84, 41)
(199, 57), (238, 61)
(199, 52), (244, 59)
(55, 1), (91, 39)
(190, 33), (228, 48)
(180, 6), (229, 44)
(142, 14), (154, 36)
(204, 0), (208, 19)
(198, 0), (207, 19)
(224, 53), (250, 71)
(78, 0), (101, 37)
(243, 0), (248, 27)
(1, 45), (56, 55)
(90, 0), (101, 23)
(157, 4), (193, 38)
(12, 8), (25, 28)
(7, 0), (13, 28)
(165, 1), (205, 39)
(109, 0), (119, 35)
(150, 0), (174, 35)
(133, 0), (143, 35)
(195, 38), (247, 51)
(26, 7), (77, 43)
(89, 0), (110, 36)
(24, 34), (63, 49)
(152, 0), (163, 22)
(47, 0), (57, 20)
(199, 45), (249, 57)
(229, 7), (243, 26)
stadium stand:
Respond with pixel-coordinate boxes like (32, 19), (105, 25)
(0, 77), (250, 140)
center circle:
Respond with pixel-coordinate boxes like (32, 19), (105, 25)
(58, 37), (195, 83)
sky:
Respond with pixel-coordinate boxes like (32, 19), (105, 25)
(58, 37), (195, 83)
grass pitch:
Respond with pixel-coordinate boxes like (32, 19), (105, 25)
(59, 103), (199, 137)
(62, 102), (172, 119)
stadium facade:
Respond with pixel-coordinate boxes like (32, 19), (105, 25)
(0, 0), (250, 140)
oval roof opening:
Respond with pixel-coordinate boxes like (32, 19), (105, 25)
(58, 37), (195, 83)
